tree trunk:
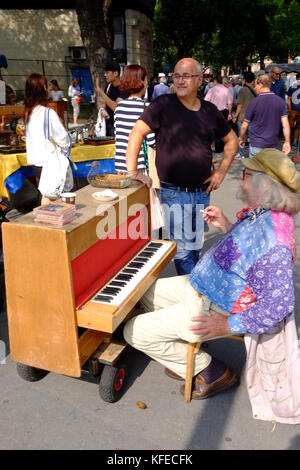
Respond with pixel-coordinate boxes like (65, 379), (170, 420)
(76, 0), (113, 89)
(258, 50), (266, 70)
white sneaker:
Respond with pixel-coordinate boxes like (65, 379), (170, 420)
(234, 153), (242, 159)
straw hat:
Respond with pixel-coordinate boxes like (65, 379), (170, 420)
(242, 148), (300, 192)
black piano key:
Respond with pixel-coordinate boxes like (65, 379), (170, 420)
(135, 257), (149, 263)
(140, 251), (154, 257)
(128, 262), (144, 269)
(123, 268), (138, 274)
(94, 295), (113, 302)
(115, 274), (133, 281)
(110, 281), (126, 287)
(143, 248), (157, 253)
(101, 287), (121, 294)
(149, 242), (163, 248)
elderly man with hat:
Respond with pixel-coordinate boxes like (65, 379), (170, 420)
(124, 149), (300, 423)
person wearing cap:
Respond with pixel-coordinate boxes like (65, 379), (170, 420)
(95, 60), (126, 136)
(239, 73), (290, 158)
(124, 148), (300, 420)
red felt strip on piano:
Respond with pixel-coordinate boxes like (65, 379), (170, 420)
(72, 212), (150, 308)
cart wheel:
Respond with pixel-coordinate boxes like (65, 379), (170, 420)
(99, 363), (128, 403)
(16, 362), (48, 382)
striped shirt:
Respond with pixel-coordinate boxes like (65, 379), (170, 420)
(114, 97), (155, 172)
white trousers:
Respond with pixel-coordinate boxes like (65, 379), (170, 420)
(123, 275), (230, 379)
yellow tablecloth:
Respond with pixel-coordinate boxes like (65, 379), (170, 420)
(0, 143), (115, 198)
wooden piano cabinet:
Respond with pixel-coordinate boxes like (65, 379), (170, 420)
(2, 182), (176, 388)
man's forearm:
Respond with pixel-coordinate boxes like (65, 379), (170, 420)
(282, 118), (290, 144)
(219, 130), (238, 174)
(239, 121), (248, 142)
(126, 128), (145, 172)
(126, 120), (152, 172)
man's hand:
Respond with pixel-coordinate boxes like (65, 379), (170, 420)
(204, 169), (226, 193)
(189, 309), (231, 340)
(131, 171), (152, 188)
(95, 77), (105, 98)
(203, 205), (232, 233)
(239, 138), (244, 148)
(282, 141), (291, 155)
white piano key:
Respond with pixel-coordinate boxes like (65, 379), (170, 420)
(91, 241), (173, 306)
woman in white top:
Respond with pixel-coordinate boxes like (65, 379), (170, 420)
(68, 78), (81, 124)
(49, 79), (64, 101)
(114, 65), (155, 173)
(25, 73), (71, 205)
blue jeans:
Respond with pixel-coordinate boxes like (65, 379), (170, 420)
(249, 145), (263, 158)
(160, 187), (210, 275)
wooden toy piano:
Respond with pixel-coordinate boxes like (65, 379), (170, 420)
(2, 182), (176, 402)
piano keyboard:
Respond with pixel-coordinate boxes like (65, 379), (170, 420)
(91, 241), (173, 307)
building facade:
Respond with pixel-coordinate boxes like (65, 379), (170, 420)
(0, 1), (155, 98)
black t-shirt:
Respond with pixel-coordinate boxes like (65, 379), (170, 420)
(105, 83), (127, 136)
(140, 94), (231, 187)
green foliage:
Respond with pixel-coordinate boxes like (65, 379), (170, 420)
(153, 0), (300, 72)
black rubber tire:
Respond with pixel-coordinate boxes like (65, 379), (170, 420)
(16, 362), (48, 382)
(99, 363), (128, 403)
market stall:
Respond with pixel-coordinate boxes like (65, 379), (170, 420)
(0, 143), (116, 198)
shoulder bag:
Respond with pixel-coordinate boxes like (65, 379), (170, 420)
(38, 108), (74, 199)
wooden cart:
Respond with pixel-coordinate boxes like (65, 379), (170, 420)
(2, 183), (176, 402)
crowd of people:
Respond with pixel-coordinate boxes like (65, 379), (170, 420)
(88, 58), (300, 423)
(5, 57), (300, 424)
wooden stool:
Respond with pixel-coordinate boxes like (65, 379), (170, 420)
(184, 335), (244, 403)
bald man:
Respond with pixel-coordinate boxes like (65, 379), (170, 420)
(126, 58), (238, 275)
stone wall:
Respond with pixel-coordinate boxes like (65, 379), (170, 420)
(0, 9), (83, 92)
(0, 8), (154, 93)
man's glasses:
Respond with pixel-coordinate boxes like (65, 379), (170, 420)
(172, 73), (200, 81)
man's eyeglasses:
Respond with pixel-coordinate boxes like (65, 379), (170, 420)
(172, 73), (200, 81)
(242, 168), (252, 180)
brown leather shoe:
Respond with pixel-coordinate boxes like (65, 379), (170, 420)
(164, 367), (184, 381)
(180, 367), (238, 400)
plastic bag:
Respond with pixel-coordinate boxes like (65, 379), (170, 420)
(150, 188), (165, 230)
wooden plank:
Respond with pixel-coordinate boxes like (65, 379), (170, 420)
(2, 223), (81, 377)
(184, 342), (200, 403)
(78, 329), (108, 367)
(76, 240), (177, 333)
(92, 340), (127, 366)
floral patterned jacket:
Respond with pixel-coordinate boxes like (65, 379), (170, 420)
(190, 208), (296, 335)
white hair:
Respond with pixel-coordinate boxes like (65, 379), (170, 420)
(159, 76), (167, 84)
(237, 172), (300, 214)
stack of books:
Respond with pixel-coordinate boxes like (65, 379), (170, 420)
(33, 202), (76, 226)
